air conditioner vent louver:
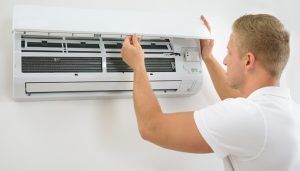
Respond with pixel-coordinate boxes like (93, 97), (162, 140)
(106, 57), (175, 72)
(22, 57), (102, 73)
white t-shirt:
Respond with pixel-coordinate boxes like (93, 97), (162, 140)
(194, 86), (300, 171)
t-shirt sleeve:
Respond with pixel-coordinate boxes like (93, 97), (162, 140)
(194, 98), (266, 159)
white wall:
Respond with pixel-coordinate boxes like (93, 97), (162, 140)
(0, 0), (299, 171)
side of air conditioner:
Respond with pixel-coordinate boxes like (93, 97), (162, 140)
(12, 5), (211, 101)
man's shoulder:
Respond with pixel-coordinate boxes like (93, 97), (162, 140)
(214, 97), (260, 112)
(197, 97), (264, 124)
(194, 97), (266, 159)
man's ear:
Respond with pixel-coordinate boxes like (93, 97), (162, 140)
(244, 52), (256, 70)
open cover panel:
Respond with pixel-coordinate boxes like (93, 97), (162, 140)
(13, 5), (211, 39)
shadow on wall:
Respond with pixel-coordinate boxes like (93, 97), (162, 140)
(0, 11), (14, 101)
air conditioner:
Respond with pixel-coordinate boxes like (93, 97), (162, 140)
(12, 5), (211, 101)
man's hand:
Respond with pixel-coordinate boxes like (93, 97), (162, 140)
(200, 15), (214, 62)
(121, 34), (145, 71)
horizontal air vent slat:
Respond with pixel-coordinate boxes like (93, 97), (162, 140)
(66, 37), (98, 40)
(106, 58), (175, 72)
(21, 35), (63, 40)
(22, 50), (63, 53)
(102, 38), (170, 42)
(104, 44), (168, 50)
(67, 51), (101, 53)
(22, 57), (102, 73)
(142, 44), (168, 49)
(27, 42), (62, 48)
(67, 43), (100, 48)
(25, 81), (180, 94)
(104, 44), (122, 49)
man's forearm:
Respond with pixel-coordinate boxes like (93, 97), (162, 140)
(204, 56), (241, 99)
(133, 65), (162, 134)
(132, 65), (212, 153)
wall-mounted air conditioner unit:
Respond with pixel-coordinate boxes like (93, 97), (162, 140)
(12, 5), (211, 101)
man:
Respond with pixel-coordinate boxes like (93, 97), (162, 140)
(121, 14), (300, 171)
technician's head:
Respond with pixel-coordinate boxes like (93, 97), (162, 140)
(223, 14), (290, 89)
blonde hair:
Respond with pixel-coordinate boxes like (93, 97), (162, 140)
(233, 14), (290, 77)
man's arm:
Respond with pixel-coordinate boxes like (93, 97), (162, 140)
(121, 35), (212, 153)
(200, 16), (241, 100)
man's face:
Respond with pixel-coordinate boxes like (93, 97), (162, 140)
(223, 33), (246, 89)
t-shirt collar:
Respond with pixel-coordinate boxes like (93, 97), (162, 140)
(247, 86), (291, 99)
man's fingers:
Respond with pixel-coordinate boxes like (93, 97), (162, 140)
(201, 15), (211, 33)
(201, 16), (211, 32)
(123, 36), (131, 46)
(132, 34), (141, 47)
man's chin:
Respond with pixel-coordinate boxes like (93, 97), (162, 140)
(228, 80), (239, 90)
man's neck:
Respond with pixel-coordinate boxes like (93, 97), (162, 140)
(239, 74), (280, 98)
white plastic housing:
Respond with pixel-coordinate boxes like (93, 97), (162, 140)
(12, 5), (211, 101)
